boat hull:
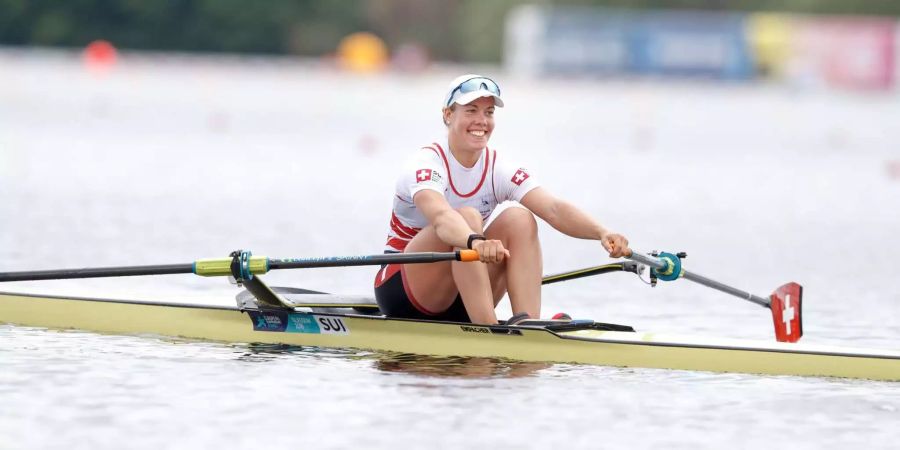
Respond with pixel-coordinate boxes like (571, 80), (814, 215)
(2, 291), (899, 381)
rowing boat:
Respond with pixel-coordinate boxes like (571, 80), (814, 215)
(1, 249), (898, 381)
(1, 286), (898, 381)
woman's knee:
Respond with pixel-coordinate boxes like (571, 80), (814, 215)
(456, 207), (485, 232)
(494, 207), (537, 237)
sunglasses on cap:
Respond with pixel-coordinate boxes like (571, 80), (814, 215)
(445, 76), (501, 107)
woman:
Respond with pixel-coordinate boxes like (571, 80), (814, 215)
(374, 74), (629, 325)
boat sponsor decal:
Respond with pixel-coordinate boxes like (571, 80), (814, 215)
(285, 314), (321, 333)
(253, 312), (287, 332)
(248, 311), (350, 335)
(460, 325), (490, 334)
(293, 315), (349, 335)
(460, 325), (523, 336)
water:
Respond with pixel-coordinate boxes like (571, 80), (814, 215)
(1, 49), (899, 449)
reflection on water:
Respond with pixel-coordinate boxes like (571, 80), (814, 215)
(373, 353), (549, 379)
(237, 342), (550, 379)
(2, 325), (548, 380)
(233, 342), (367, 362)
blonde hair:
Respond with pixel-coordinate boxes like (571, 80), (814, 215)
(442, 104), (457, 127)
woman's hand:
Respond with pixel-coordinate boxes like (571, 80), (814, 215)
(601, 233), (630, 258)
(472, 239), (510, 264)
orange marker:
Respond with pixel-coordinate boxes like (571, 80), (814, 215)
(83, 40), (118, 74)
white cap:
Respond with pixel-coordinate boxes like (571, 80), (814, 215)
(443, 74), (504, 108)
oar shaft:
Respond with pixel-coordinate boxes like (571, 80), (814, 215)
(0, 250), (479, 282)
(627, 252), (770, 308)
(268, 251), (475, 269)
(681, 271), (770, 308)
(541, 262), (639, 285)
(0, 264), (194, 282)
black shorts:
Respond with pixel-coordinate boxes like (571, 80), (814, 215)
(373, 262), (471, 323)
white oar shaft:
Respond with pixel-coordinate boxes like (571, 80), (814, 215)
(681, 271), (770, 308)
(627, 252), (770, 308)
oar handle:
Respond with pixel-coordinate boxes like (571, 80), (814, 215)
(626, 250), (771, 308)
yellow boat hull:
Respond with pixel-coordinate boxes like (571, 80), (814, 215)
(2, 291), (899, 381)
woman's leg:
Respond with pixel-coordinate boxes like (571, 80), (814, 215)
(484, 206), (542, 318)
(404, 207), (498, 324)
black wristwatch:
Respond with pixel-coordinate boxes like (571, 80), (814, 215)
(467, 234), (487, 249)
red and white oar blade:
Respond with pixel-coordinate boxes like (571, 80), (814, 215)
(769, 282), (803, 343)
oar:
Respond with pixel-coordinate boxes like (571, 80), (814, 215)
(626, 250), (803, 343)
(0, 250), (480, 283)
(541, 261), (642, 285)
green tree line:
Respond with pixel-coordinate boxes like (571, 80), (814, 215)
(1, 0), (897, 62)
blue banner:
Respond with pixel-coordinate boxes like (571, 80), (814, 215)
(535, 8), (755, 80)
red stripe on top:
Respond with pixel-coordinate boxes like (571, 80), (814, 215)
(423, 146), (440, 157)
(390, 212), (420, 239)
(431, 143), (489, 199)
(386, 237), (410, 252)
(391, 226), (414, 240)
(490, 149), (499, 204)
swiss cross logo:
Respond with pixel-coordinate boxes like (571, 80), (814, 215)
(511, 168), (530, 186)
(782, 294), (795, 336)
(416, 169), (433, 182)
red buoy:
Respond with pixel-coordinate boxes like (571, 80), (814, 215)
(83, 40), (118, 74)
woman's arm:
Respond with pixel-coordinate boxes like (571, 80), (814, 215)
(520, 187), (629, 257)
(413, 190), (509, 262)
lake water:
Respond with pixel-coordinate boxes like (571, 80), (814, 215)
(1, 49), (899, 449)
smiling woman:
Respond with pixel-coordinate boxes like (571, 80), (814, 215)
(373, 74), (630, 325)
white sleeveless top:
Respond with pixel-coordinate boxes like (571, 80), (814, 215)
(385, 141), (539, 251)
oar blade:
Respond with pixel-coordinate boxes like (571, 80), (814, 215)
(770, 282), (803, 343)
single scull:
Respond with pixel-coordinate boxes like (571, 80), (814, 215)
(1, 249), (897, 381)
